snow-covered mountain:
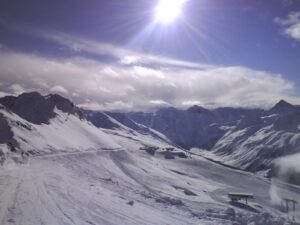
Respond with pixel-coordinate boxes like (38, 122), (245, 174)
(128, 101), (300, 172)
(0, 92), (84, 125)
(128, 106), (262, 149)
(210, 100), (300, 172)
(2, 92), (299, 173)
(0, 92), (178, 165)
(0, 92), (299, 224)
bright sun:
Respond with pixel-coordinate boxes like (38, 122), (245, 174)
(155, 0), (187, 24)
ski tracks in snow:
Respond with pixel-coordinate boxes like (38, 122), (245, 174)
(0, 148), (298, 224)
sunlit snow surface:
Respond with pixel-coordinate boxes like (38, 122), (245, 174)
(0, 109), (299, 224)
(1, 147), (299, 224)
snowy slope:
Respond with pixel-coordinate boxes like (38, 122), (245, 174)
(0, 144), (298, 225)
(0, 92), (175, 164)
(208, 100), (300, 171)
(2, 108), (120, 153)
(86, 110), (171, 145)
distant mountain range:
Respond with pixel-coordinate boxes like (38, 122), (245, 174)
(1, 92), (300, 173)
(127, 106), (262, 149)
(127, 100), (300, 171)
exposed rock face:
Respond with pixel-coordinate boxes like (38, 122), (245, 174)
(267, 100), (298, 116)
(0, 113), (13, 144)
(0, 92), (56, 124)
(47, 94), (85, 120)
(0, 92), (84, 124)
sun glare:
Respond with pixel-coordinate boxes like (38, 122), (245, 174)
(155, 0), (187, 24)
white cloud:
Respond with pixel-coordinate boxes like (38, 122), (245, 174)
(120, 56), (141, 65)
(0, 49), (299, 112)
(275, 11), (300, 41)
(33, 29), (215, 71)
(0, 91), (10, 98)
(274, 153), (300, 184)
(9, 84), (27, 95)
(79, 101), (133, 112)
(149, 100), (171, 107)
(50, 85), (69, 95)
(182, 100), (203, 106)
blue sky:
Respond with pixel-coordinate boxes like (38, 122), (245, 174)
(0, 0), (300, 111)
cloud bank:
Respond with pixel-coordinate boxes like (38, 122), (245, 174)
(275, 11), (300, 42)
(0, 29), (299, 112)
(276, 153), (300, 174)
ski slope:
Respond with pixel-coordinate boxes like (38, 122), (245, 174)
(0, 146), (298, 225)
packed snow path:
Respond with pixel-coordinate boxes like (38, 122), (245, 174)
(0, 149), (298, 225)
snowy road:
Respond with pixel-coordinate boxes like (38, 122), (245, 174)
(0, 149), (299, 225)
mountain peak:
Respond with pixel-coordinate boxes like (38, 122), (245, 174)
(0, 92), (84, 124)
(276, 99), (291, 106)
(187, 105), (210, 114)
(19, 91), (43, 98)
(268, 99), (297, 115)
